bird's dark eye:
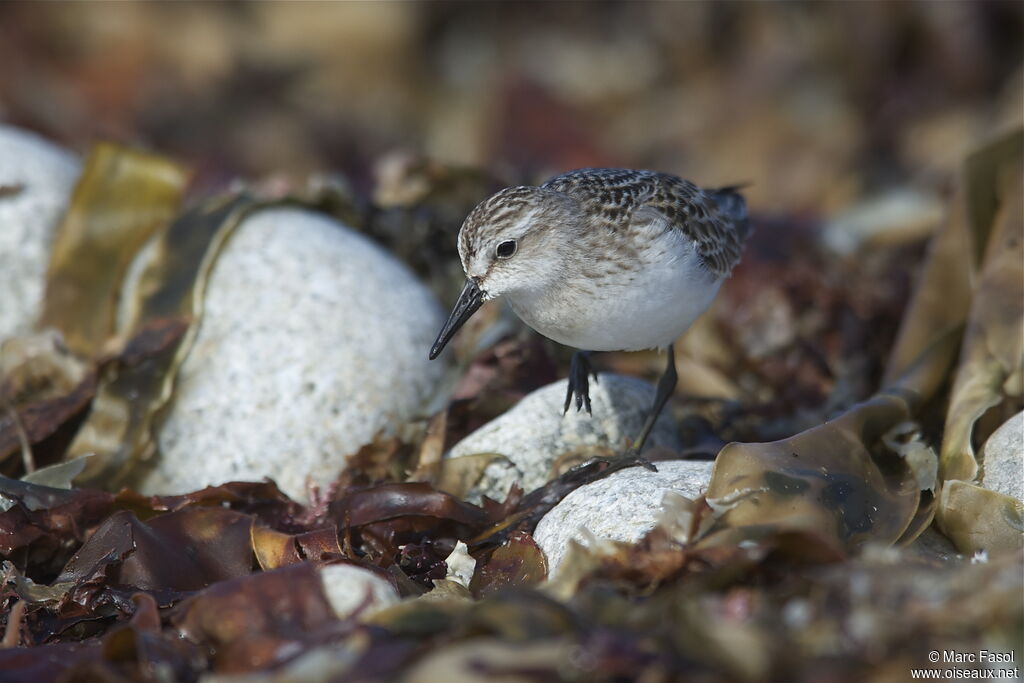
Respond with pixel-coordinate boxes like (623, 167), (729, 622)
(495, 239), (517, 259)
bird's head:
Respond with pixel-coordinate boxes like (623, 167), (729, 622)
(429, 185), (579, 359)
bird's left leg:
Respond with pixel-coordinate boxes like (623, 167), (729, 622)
(564, 350), (599, 415)
(631, 343), (678, 454)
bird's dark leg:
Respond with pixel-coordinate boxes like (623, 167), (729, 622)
(632, 344), (678, 453)
(564, 350), (599, 415)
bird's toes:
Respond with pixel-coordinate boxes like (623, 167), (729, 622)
(622, 448), (659, 472)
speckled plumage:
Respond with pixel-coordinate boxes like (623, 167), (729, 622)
(434, 167), (750, 435)
(461, 168), (749, 280)
(450, 168), (750, 353)
(546, 169), (749, 277)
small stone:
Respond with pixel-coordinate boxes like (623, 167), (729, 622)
(533, 459), (715, 578)
(318, 563), (398, 620)
(136, 207), (445, 500)
(0, 126), (81, 340)
(446, 373), (683, 502)
(443, 541), (476, 588)
(981, 411), (1023, 502)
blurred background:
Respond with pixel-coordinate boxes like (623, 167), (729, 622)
(1, 1), (1020, 213)
(1, 1), (1021, 435)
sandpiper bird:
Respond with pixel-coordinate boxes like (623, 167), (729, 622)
(429, 168), (750, 451)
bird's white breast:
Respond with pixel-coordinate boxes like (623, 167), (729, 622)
(507, 230), (721, 352)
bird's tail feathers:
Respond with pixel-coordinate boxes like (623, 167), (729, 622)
(710, 183), (752, 241)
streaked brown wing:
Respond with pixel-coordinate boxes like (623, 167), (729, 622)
(543, 168), (748, 277)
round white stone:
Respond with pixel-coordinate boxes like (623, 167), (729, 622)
(981, 411), (1023, 502)
(446, 374), (684, 502)
(533, 459), (714, 578)
(319, 563), (398, 620)
(137, 207), (445, 500)
(0, 125), (81, 340)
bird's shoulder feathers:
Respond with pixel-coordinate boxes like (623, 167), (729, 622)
(542, 168), (750, 277)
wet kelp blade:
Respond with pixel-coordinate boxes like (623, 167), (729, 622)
(172, 562), (343, 674)
(702, 391), (922, 552)
(0, 372), (97, 467)
(37, 144), (189, 359)
(695, 327), (959, 553)
(938, 148), (1023, 483)
(469, 531), (548, 598)
(252, 524), (347, 571)
(938, 481), (1023, 554)
(67, 316), (192, 486)
(54, 507), (255, 596)
(935, 134), (1023, 553)
(879, 136), (1023, 394)
(68, 192), (269, 487)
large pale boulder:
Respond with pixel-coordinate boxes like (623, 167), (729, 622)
(0, 125), (81, 340)
(137, 208), (445, 500)
(446, 374), (684, 502)
(533, 459), (714, 578)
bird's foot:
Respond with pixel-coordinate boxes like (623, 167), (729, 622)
(584, 449), (659, 474)
(620, 446), (659, 472)
(563, 351), (598, 415)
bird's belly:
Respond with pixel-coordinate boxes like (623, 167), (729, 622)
(510, 251), (721, 352)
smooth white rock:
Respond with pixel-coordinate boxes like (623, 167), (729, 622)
(981, 411), (1023, 502)
(319, 563), (398, 620)
(446, 374), (684, 502)
(534, 459), (715, 578)
(137, 207), (445, 500)
(0, 125), (81, 340)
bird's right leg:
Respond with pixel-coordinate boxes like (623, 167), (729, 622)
(564, 350), (599, 415)
(631, 343), (678, 453)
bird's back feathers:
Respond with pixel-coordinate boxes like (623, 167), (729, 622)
(542, 168), (750, 277)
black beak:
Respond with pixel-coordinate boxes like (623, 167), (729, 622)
(429, 279), (485, 360)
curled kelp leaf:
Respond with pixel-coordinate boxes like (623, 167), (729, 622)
(469, 531), (547, 598)
(54, 507), (255, 603)
(933, 135), (1023, 554)
(37, 144), (189, 359)
(0, 372), (96, 473)
(702, 391), (921, 551)
(173, 562), (343, 674)
(939, 152), (1023, 483)
(252, 525), (347, 571)
(694, 320), (960, 553)
(880, 183), (973, 390)
(937, 481), (1024, 554)
(0, 332), (94, 473)
(67, 316), (191, 486)
(879, 137), (1023, 395)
